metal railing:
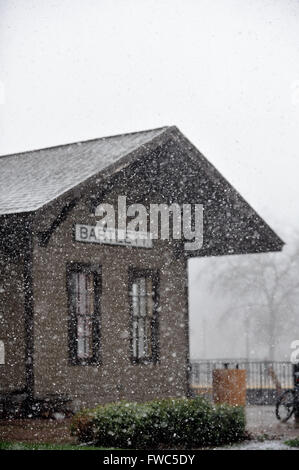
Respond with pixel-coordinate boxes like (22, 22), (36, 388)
(190, 360), (294, 404)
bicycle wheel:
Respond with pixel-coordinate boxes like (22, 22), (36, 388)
(276, 390), (295, 422)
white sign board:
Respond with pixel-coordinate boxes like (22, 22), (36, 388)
(75, 224), (153, 249)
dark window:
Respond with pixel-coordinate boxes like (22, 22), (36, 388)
(129, 269), (159, 363)
(67, 263), (101, 365)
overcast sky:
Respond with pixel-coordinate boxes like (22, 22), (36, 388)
(1, 0), (299, 237)
(1, 0), (299, 358)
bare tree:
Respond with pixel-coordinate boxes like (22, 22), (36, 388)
(202, 242), (299, 360)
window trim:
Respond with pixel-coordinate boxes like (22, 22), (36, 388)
(128, 268), (160, 365)
(66, 262), (101, 366)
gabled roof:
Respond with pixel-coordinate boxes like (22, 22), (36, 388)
(0, 127), (168, 215)
(0, 125), (284, 255)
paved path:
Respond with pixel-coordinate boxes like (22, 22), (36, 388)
(213, 406), (299, 449)
(220, 440), (297, 450)
(246, 405), (299, 439)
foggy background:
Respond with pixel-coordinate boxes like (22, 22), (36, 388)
(1, 0), (299, 361)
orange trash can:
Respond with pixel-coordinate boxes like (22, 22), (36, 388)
(213, 369), (246, 406)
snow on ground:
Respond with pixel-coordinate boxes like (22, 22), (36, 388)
(221, 406), (299, 450)
(246, 405), (299, 439)
(219, 440), (298, 450)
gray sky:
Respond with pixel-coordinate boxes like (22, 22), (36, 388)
(1, 0), (299, 359)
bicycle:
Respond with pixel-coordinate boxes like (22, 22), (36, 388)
(275, 371), (299, 422)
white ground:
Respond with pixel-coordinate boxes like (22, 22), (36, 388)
(246, 405), (299, 438)
(222, 406), (299, 450)
(225, 440), (297, 450)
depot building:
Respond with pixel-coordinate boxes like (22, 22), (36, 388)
(0, 126), (283, 411)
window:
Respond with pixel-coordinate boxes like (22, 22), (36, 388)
(0, 340), (4, 365)
(67, 263), (101, 365)
(129, 269), (159, 363)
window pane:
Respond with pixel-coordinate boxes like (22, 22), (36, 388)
(138, 317), (145, 359)
(132, 283), (138, 298)
(132, 283), (139, 318)
(146, 278), (153, 318)
(77, 337), (85, 359)
(73, 271), (95, 360)
(0, 340), (4, 365)
(139, 278), (146, 318)
(132, 320), (138, 358)
(131, 273), (157, 361)
(77, 315), (92, 339)
(145, 316), (152, 357)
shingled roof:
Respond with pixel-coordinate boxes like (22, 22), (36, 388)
(0, 126), (284, 255)
(0, 127), (168, 215)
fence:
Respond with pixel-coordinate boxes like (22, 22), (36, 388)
(190, 360), (294, 405)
